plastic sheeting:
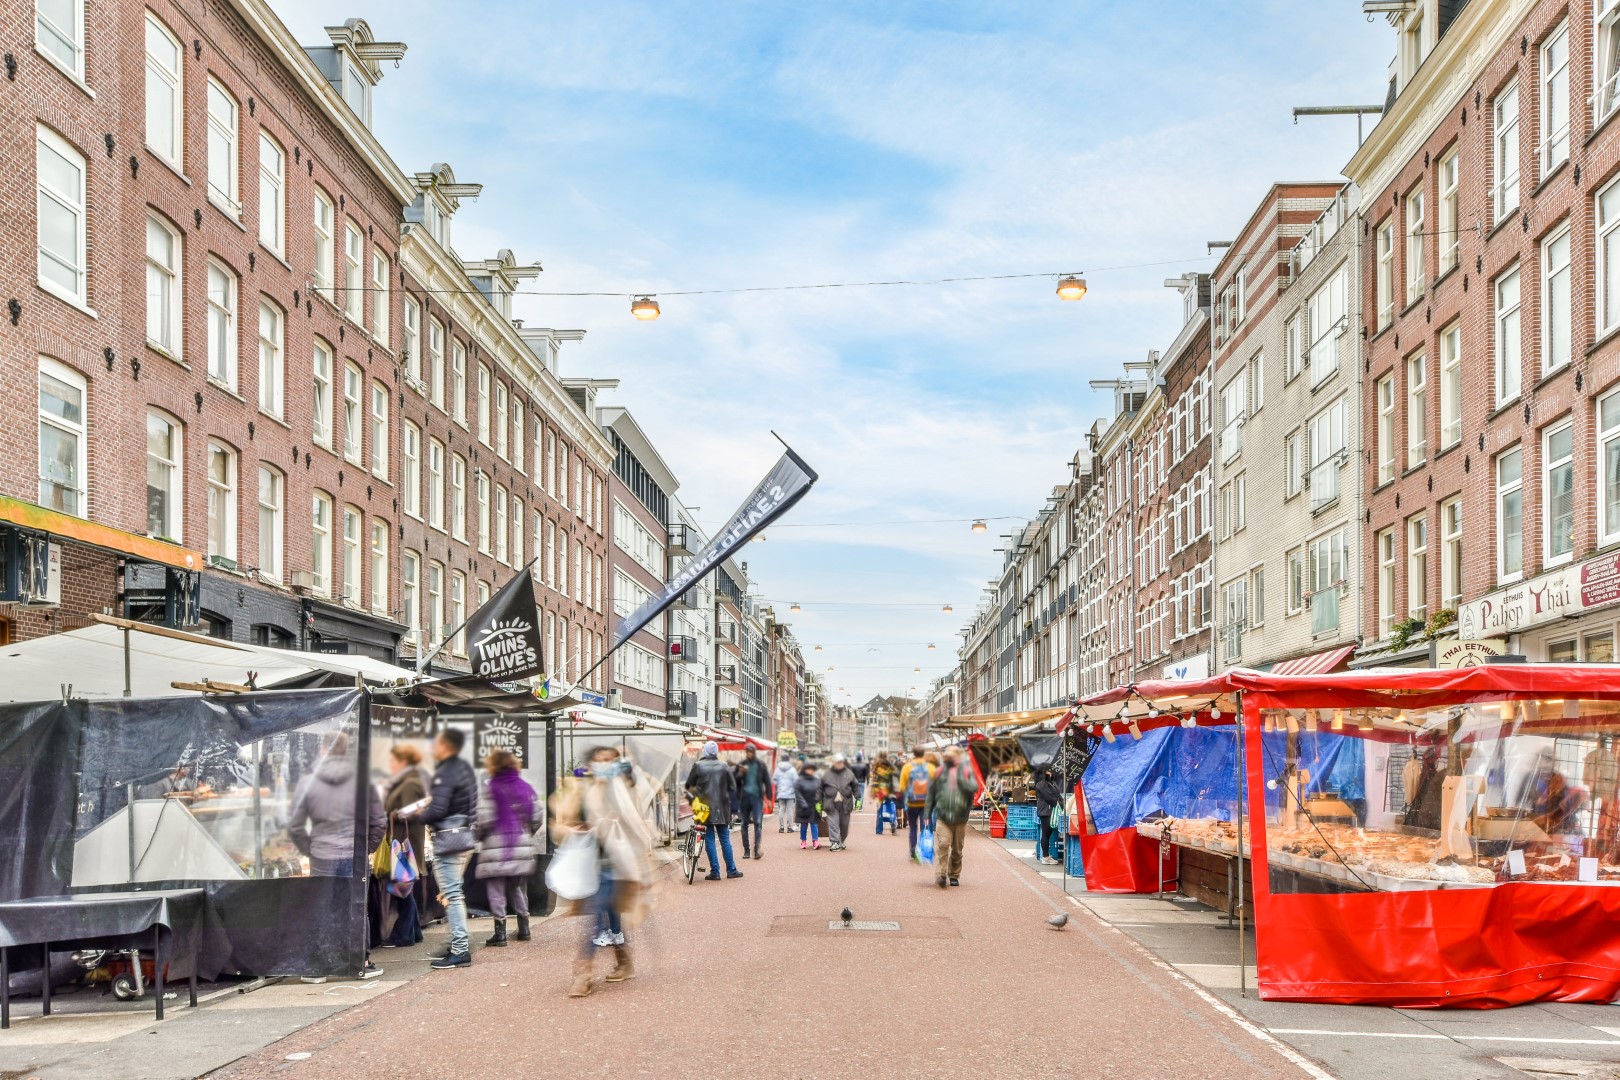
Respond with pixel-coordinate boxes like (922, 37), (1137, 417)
(1257, 730), (1367, 817)
(1078, 727), (1242, 834)
(1016, 734), (1063, 773)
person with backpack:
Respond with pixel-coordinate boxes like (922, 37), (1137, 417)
(773, 754), (799, 833)
(871, 753), (899, 835)
(793, 761), (822, 849)
(897, 747), (936, 862)
(926, 745), (980, 888)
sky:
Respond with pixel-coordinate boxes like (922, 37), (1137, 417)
(278, 0), (1394, 707)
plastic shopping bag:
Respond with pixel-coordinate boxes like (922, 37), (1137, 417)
(545, 832), (600, 901)
(389, 838), (419, 898)
(919, 825), (935, 863)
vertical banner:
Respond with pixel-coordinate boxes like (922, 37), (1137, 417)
(611, 447), (817, 650)
(465, 564), (546, 682)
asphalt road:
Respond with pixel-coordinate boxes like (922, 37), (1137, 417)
(211, 813), (1317, 1080)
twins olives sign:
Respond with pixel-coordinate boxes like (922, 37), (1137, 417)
(612, 448), (818, 650)
(465, 562), (545, 682)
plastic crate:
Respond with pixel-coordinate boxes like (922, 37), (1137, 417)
(1005, 806), (1039, 823)
(1065, 835), (1085, 877)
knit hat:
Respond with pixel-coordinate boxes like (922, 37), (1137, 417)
(702, 740), (719, 759)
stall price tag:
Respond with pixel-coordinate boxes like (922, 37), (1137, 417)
(1506, 849), (1526, 876)
(1580, 857), (1600, 883)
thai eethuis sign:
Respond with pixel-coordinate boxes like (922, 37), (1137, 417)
(1458, 550), (1620, 641)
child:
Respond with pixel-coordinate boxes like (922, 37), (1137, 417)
(794, 762), (821, 849)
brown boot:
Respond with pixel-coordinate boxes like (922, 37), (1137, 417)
(605, 945), (634, 983)
(569, 958), (593, 997)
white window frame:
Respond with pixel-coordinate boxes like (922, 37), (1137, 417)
(1407, 513), (1428, 621)
(372, 249), (390, 347)
(36, 125), (87, 307)
(402, 550), (421, 652)
(1309, 529), (1347, 637)
(1542, 21), (1571, 174)
(1598, 0), (1620, 126)
(1307, 263), (1347, 387)
(1544, 419), (1575, 566)
(207, 441), (237, 563)
(1284, 429), (1303, 499)
(425, 560), (443, 649)
(1377, 527), (1397, 638)
(312, 338), (334, 449)
(1406, 185), (1425, 300)
(37, 0), (85, 82)
(452, 341), (467, 424)
(1495, 265), (1522, 405)
(145, 410), (182, 541)
(1543, 223), (1572, 374)
(342, 505), (362, 606)
(451, 455), (467, 542)
(369, 380), (389, 480)
(343, 220), (364, 322)
(370, 520), (388, 616)
(1494, 83), (1520, 223)
(403, 421), (421, 519)
(258, 131), (284, 256)
(449, 572), (465, 654)
(1439, 322), (1462, 450)
(205, 77), (240, 215)
(477, 364), (491, 445)
(476, 470), (491, 554)
(257, 465), (283, 584)
(1287, 547), (1305, 616)
(1438, 148), (1459, 273)
(429, 318), (446, 408)
(495, 382), (508, 459)
(1284, 314), (1301, 382)
(403, 296), (421, 385)
(312, 190), (334, 299)
(494, 483), (508, 565)
(311, 491), (333, 597)
(1377, 372), (1396, 485)
(343, 362), (363, 464)
(1376, 220), (1395, 329)
(144, 12), (183, 165)
(1498, 446), (1525, 584)
(145, 212), (181, 356)
(1441, 497), (1463, 610)
(1307, 397), (1347, 510)
(257, 298), (284, 419)
(38, 357), (87, 517)
(1219, 373), (1245, 463)
(1602, 389), (1620, 547)
(1406, 352), (1426, 471)
(426, 437), (445, 529)
(1601, 180), (1620, 338)
(206, 260), (238, 388)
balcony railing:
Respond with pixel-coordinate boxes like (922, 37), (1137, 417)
(669, 635), (697, 662)
(668, 522), (693, 556)
(667, 690), (697, 717)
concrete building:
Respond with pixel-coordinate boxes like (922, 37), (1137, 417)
(665, 497), (712, 725)
(1210, 183), (1361, 672)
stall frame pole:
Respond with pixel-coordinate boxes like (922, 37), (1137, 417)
(1235, 691), (1247, 999)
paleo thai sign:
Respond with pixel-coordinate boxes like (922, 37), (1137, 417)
(1458, 551), (1620, 641)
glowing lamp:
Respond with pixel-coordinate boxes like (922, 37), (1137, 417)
(972, 519), (988, 534)
(1056, 275), (1087, 301)
(630, 295), (660, 320)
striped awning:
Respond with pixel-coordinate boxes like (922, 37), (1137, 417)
(1268, 643), (1358, 677)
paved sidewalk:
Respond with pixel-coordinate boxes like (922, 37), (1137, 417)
(211, 815), (1315, 1080)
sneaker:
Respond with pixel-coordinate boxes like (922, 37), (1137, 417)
(753, 849), (762, 860)
(612, 931), (626, 946)
(950, 877), (960, 886)
(727, 870), (745, 879)
(591, 929), (614, 947)
(936, 875), (948, 889)
(778, 826), (786, 833)
(703, 873), (721, 881)
(800, 841), (807, 849)
(430, 951), (471, 970)
(358, 962), (382, 980)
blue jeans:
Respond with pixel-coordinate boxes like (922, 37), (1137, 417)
(907, 805), (927, 855)
(739, 795), (764, 854)
(704, 821), (739, 876)
(434, 850), (472, 956)
(582, 868), (621, 956)
(800, 820), (819, 842)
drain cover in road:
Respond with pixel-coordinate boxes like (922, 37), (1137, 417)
(828, 920), (901, 932)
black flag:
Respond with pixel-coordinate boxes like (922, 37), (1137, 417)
(465, 564), (545, 682)
(612, 447), (817, 650)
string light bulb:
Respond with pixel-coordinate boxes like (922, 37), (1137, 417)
(1056, 275), (1088, 301)
(1128, 720), (1143, 741)
(1101, 724), (1117, 743)
(630, 295), (660, 320)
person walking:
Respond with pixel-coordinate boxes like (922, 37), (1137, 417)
(551, 745), (655, 997)
(380, 744), (429, 949)
(794, 761), (821, 849)
(871, 753), (899, 835)
(1034, 765), (1064, 866)
(476, 749), (540, 947)
(734, 744), (772, 860)
(773, 753), (799, 833)
(417, 728), (479, 969)
(897, 747), (936, 861)
(851, 753), (871, 811)
(685, 741), (743, 880)
(926, 745), (980, 888)
(819, 753), (859, 851)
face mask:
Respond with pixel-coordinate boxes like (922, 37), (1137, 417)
(592, 761), (619, 780)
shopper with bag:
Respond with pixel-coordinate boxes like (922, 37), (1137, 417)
(550, 745), (655, 997)
(926, 745), (979, 888)
(897, 747), (936, 862)
(1034, 766), (1064, 866)
(793, 761), (822, 849)
(685, 741), (743, 880)
(819, 753), (859, 851)
(416, 728), (479, 970)
(380, 744), (429, 949)
(476, 749), (540, 948)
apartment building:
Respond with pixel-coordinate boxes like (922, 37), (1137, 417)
(1210, 183), (1359, 672)
(766, 618), (804, 741)
(666, 497), (713, 725)
(1350, 0), (1620, 665)
(1010, 477), (1081, 709)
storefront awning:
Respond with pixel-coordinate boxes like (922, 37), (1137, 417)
(936, 706), (1071, 731)
(1268, 643), (1357, 677)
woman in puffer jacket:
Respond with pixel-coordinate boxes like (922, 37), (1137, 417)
(794, 762), (822, 849)
(773, 756), (800, 833)
(475, 749), (540, 947)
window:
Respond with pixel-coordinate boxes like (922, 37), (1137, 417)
(146, 411), (181, 539)
(1307, 398), (1346, 510)
(1545, 421), (1575, 565)
(342, 505), (362, 605)
(1234, 264), (1248, 326)
(343, 221), (363, 321)
(1407, 514), (1428, 621)
(343, 363), (363, 464)
(207, 442), (236, 562)
(1247, 352), (1263, 414)
(370, 520), (388, 615)
(371, 250), (390, 346)
(37, 0), (83, 79)
(425, 560), (443, 650)
(1308, 263), (1348, 385)
(1249, 567), (1265, 628)
(1498, 447), (1524, 582)
(402, 551), (420, 651)
(1543, 225), (1572, 373)
(1406, 352), (1426, 470)
(1287, 548), (1305, 615)
(1599, 0), (1620, 124)
(1377, 373), (1396, 485)
(1495, 266), (1522, 404)
(312, 190), (334, 299)
(369, 380), (388, 479)
(1603, 390), (1620, 545)
(452, 342), (467, 424)
(1494, 83), (1520, 222)
(476, 471), (490, 553)
(1311, 530), (1347, 637)
(1221, 578), (1246, 661)
(145, 213), (181, 354)
(477, 365), (491, 444)
(494, 484), (508, 564)
(1377, 528), (1397, 637)
(38, 358), (86, 516)
(257, 466), (283, 583)
(1441, 498), (1463, 609)
(429, 318), (446, 407)
(1542, 21), (1570, 173)
(36, 126), (86, 304)
(495, 383), (508, 459)
(512, 496), (525, 569)
(402, 421), (421, 518)
(450, 455), (467, 541)
(258, 132), (284, 256)
(312, 339), (334, 448)
(1406, 185), (1425, 300)
(258, 299), (284, 418)
(311, 491), (333, 597)
(1219, 373), (1245, 462)
(206, 78), (239, 214)
(1376, 220), (1395, 329)
(1438, 148), (1459, 273)
(1283, 314), (1302, 382)
(426, 438), (444, 528)
(546, 520), (556, 588)
(513, 408), (526, 474)
(145, 13), (183, 163)
(1603, 181), (1620, 337)
(1423, 323), (1458, 455)
(403, 297), (421, 384)
(1285, 430), (1303, 499)
(449, 572), (466, 654)
(206, 261), (237, 387)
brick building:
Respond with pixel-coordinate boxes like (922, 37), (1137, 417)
(1349, 0), (1620, 665)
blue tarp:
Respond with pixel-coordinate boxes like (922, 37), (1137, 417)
(1258, 730), (1367, 813)
(1081, 727), (1242, 833)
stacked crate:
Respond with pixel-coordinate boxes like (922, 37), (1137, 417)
(1005, 804), (1039, 841)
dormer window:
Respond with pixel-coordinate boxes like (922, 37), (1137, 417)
(342, 59), (370, 125)
(304, 19), (404, 132)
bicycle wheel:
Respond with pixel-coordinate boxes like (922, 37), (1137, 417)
(683, 831), (699, 883)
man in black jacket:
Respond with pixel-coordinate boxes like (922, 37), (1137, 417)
(685, 741), (743, 880)
(733, 745), (772, 860)
(417, 727), (478, 968)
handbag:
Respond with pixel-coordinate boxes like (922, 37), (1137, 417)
(919, 824), (935, 863)
(545, 832), (600, 901)
(389, 837), (419, 898)
(433, 813), (475, 856)
(370, 835), (391, 878)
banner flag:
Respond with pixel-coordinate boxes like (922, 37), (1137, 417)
(464, 563), (546, 682)
(611, 448), (817, 650)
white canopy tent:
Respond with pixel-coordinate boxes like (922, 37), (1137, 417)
(550, 703), (692, 788)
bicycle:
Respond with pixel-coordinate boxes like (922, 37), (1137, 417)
(680, 820), (707, 884)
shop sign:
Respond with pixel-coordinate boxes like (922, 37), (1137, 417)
(1459, 550), (1620, 640)
(1433, 638), (1508, 668)
(1163, 654), (1210, 680)
(475, 714), (528, 766)
(777, 730), (799, 750)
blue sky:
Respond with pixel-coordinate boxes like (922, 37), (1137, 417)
(279, 1), (1393, 706)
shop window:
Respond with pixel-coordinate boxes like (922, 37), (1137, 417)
(251, 624), (293, 648)
(200, 610), (232, 640)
